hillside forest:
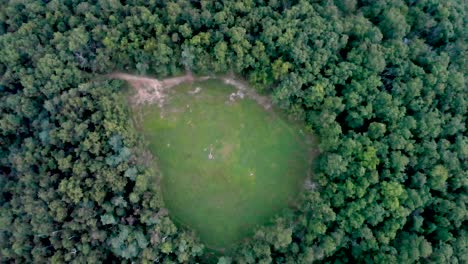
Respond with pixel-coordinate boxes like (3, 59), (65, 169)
(0, 0), (467, 263)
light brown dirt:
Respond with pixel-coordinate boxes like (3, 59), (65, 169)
(108, 72), (273, 110)
(221, 77), (272, 110)
(219, 143), (236, 159)
(108, 72), (195, 106)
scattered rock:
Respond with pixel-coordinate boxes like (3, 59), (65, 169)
(208, 146), (214, 160)
(189, 87), (201, 94)
(304, 178), (316, 190)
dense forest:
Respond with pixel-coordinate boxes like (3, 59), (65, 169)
(0, 0), (466, 263)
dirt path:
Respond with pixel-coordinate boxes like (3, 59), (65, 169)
(108, 71), (273, 110)
(108, 72), (195, 106)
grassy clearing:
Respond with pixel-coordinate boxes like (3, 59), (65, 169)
(135, 79), (314, 251)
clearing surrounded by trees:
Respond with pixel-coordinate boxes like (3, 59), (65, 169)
(132, 78), (314, 252)
(1, 1), (465, 263)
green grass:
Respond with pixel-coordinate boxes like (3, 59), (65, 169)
(137, 79), (313, 251)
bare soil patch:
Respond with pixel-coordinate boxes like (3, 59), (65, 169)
(108, 72), (272, 110)
(219, 143), (235, 159)
(108, 72), (194, 106)
(221, 77), (272, 110)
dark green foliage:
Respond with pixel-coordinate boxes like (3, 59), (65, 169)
(1, 0), (466, 263)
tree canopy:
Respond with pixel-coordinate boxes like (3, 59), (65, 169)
(0, 0), (466, 263)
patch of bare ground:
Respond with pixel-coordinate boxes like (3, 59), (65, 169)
(220, 77), (272, 110)
(108, 71), (273, 110)
(108, 72), (195, 107)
